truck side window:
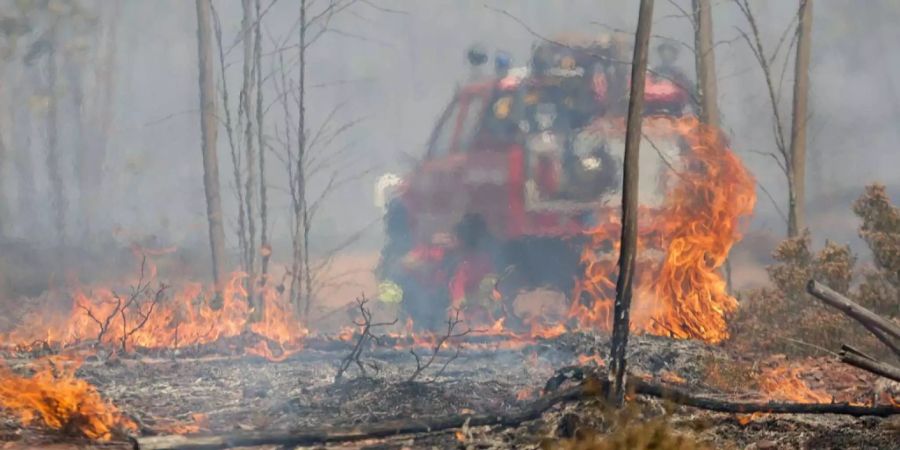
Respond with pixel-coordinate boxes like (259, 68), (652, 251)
(455, 95), (487, 153)
(428, 101), (461, 160)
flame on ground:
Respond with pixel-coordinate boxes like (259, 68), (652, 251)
(2, 269), (308, 360)
(0, 356), (136, 440)
(570, 117), (756, 343)
(757, 365), (831, 403)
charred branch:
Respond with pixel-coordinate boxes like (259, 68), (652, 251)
(407, 309), (471, 383)
(840, 351), (900, 383)
(807, 280), (900, 358)
(334, 296), (396, 381)
(134, 374), (900, 450)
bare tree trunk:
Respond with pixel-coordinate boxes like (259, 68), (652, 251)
(44, 29), (66, 245)
(211, 3), (249, 285)
(12, 66), (36, 236)
(82, 2), (120, 239)
(255, 0), (270, 284)
(609, 0), (654, 406)
(196, 0), (228, 307)
(693, 0), (719, 128)
(788, 0), (812, 237)
(240, 0), (258, 309)
(692, 0), (731, 292)
(298, 0), (313, 321)
(63, 49), (89, 238)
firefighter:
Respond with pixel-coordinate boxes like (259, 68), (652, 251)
(645, 41), (691, 116)
(652, 41), (690, 90)
(447, 214), (502, 325)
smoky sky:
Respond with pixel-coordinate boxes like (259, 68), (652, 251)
(2, 0), (897, 260)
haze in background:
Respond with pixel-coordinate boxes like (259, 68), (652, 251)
(0, 0), (897, 273)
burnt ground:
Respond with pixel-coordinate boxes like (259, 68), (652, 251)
(1, 332), (898, 449)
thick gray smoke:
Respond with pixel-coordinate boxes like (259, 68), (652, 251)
(0, 0), (897, 278)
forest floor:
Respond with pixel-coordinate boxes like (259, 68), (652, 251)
(1, 331), (898, 449)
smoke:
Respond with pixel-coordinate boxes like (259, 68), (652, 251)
(0, 0), (897, 273)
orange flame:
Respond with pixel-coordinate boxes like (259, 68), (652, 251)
(0, 356), (136, 440)
(570, 117), (756, 343)
(757, 365), (831, 403)
(2, 269), (307, 360)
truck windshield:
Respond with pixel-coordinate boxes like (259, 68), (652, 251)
(429, 101), (461, 159)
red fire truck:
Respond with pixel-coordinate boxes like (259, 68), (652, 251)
(376, 37), (693, 330)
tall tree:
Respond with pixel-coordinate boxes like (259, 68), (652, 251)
(297, 0), (312, 320)
(240, 0), (259, 310)
(43, 24), (66, 244)
(609, 0), (654, 406)
(735, 0), (808, 237)
(788, 0), (812, 236)
(693, 0), (731, 291)
(693, 0), (719, 128)
(255, 0), (270, 283)
(195, 0), (228, 305)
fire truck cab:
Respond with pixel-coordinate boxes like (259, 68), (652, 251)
(377, 36), (692, 329)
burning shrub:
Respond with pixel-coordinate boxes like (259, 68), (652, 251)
(0, 357), (136, 440)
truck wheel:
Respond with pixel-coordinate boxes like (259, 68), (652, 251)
(495, 237), (583, 328)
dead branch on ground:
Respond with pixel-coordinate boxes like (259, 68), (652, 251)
(807, 280), (900, 359)
(334, 296), (397, 381)
(135, 373), (900, 450)
(407, 309), (471, 382)
(840, 351), (900, 383)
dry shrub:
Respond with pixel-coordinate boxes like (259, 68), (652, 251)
(813, 240), (856, 295)
(546, 405), (709, 450)
(730, 236), (853, 356)
(729, 183), (899, 357)
(697, 354), (758, 393)
(766, 231), (813, 301)
(853, 184), (899, 318)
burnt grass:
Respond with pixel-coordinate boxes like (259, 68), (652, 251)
(2, 332), (898, 449)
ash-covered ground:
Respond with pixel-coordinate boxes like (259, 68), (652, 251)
(2, 332), (897, 449)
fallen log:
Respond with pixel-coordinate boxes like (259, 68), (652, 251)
(840, 351), (900, 383)
(807, 280), (900, 358)
(134, 374), (900, 450)
(133, 380), (599, 450)
(841, 344), (876, 361)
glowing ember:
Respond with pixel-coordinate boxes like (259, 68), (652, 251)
(516, 387), (537, 400)
(570, 117), (756, 343)
(0, 357), (136, 440)
(576, 354), (605, 367)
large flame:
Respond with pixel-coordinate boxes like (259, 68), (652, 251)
(0, 356), (137, 440)
(2, 268), (307, 358)
(570, 117), (756, 343)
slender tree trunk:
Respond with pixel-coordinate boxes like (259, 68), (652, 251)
(12, 66), (36, 237)
(211, 3), (249, 283)
(788, 0), (812, 237)
(298, 0), (313, 321)
(196, 0), (228, 307)
(693, 0), (719, 128)
(692, 0), (731, 292)
(255, 0), (270, 284)
(44, 28), (66, 245)
(82, 3), (120, 239)
(240, 0), (258, 309)
(63, 50), (89, 238)
(609, 0), (654, 406)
